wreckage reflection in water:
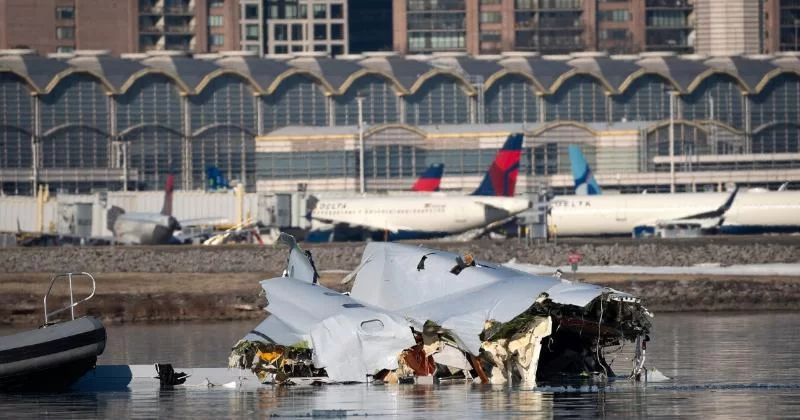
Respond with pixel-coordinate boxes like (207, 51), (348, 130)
(2, 313), (800, 417)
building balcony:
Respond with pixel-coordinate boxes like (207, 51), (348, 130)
(165, 25), (194, 34)
(139, 26), (164, 34)
(645, 0), (692, 10)
(164, 5), (194, 15)
(139, 6), (163, 15)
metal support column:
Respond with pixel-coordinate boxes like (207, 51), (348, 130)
(32, 94), (40, 194)
(182, 95), (191, 190)
(357, 96), (365, 194)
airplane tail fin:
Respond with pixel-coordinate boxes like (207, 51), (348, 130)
(471, 133), (524, 197)
(107, 205), (125, 233)
(161, 173), (176, 216)
(568, 144), (602, 196)
(206, 166), (229, 191)
(411, 163), (444, 192)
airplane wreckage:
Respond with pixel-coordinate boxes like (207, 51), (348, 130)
(229, 234), (655, 387)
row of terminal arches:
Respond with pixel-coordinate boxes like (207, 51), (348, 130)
(3, 72), (800, 130)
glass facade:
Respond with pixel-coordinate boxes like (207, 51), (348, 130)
(2, 53), (800, 195)
(407, 0), (467, 53)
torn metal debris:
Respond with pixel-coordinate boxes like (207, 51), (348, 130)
(230, 234), (653, 387)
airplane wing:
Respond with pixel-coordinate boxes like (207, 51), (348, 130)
(310, 216), (412, 234)
(178, 217), (231, 227)
(633, 185), (739, 234)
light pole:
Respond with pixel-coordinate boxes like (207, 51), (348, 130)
(669, 90), (676, 193)
(356, 96), (365, 195)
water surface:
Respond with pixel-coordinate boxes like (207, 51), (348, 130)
(2, 313), (799, 418)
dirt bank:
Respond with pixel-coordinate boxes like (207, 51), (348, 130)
(2, 271), (800, 326)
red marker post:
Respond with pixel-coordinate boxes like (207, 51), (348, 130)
(567, 251), (582, 273)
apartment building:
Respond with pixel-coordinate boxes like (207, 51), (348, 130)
(393, 0), (695, 55)
(0, 0), (240, 54)
(238, 0), (348, 55)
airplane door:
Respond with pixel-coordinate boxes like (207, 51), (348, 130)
(616, 198), (627, 222)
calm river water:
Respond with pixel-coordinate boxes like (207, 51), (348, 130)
(2, 313), (800, 418)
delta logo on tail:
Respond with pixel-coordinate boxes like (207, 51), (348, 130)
(568, 144), (602, 196)
(206, 167), (229, 191)
(411, 163), (444, 192)
(471, 133), (524, 197)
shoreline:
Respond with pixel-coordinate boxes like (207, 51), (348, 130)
(2, 271), (800, 326)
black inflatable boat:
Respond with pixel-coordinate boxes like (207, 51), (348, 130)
(0, 273), (106, 392)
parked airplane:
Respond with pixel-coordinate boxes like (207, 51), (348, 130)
(568, 145), (602, 195)
(556, 147), (800, 237)
(410, 163), (445, 192)
(549, 186), (744, 237)
(305, 133), (529, 242)
(107, 174), (224, 245)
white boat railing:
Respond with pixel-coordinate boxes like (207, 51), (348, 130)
(43, 272), (97, 325)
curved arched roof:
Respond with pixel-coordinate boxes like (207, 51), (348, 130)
(141, 54), (221, 91)
(4, 50), (800, 98)
(63, 54), (146, 92)
(0, 50), (70, 91)
(213, 55), (292, 94)
(288, 55), (366, 93)
(359, 55), (436, 93)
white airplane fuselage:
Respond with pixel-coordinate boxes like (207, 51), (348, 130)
(549, 191), (800, 236)
(309, 195), (531, 241)
(112, 213), (180, 245)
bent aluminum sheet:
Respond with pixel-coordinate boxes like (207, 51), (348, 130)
(349, 242), (637, 354)
(246, 277), (415, 383)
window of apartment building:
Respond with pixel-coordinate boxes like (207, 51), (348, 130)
(56, 27), (75, 40)
(331, 23), (343, 40)
(274, 24), (288, 40)
(314, 24), (327, 40)
(245, 44), (260, 53)
(598, 10), (630, 22)
(211, 34), (225, 45)
(209, 0), (224, 7)
(332, 44), (343, 56)
(56, 6), (75, 20)
(314, 44), (327, 52)
(481, 0), (501, 4)
(246, 24), (259, 40)
(599, 29), (629, 40)
(480, 12), (501, 23)
(480, 31), (501, 42)
(209, 15), (223, 27)
(291, 45), (304, 52)
(275, 45), (288, 54)
(57, 46), (75, 53)
(330, 4), (343, 19)
(646, 11), (687, 28)
(291, 24), (303, 41)
(515, 0), (535, 9)
(313, 4), (326, 19)
(245, 4), (259, 19)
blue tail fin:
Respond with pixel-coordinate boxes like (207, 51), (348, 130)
(471, 133), (524, 197)
(206, 166), (229, 191)
(568, 145), (601, 195)
(411, 163), (444, 192)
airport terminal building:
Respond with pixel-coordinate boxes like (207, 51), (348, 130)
(1, 48), (799, 196)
